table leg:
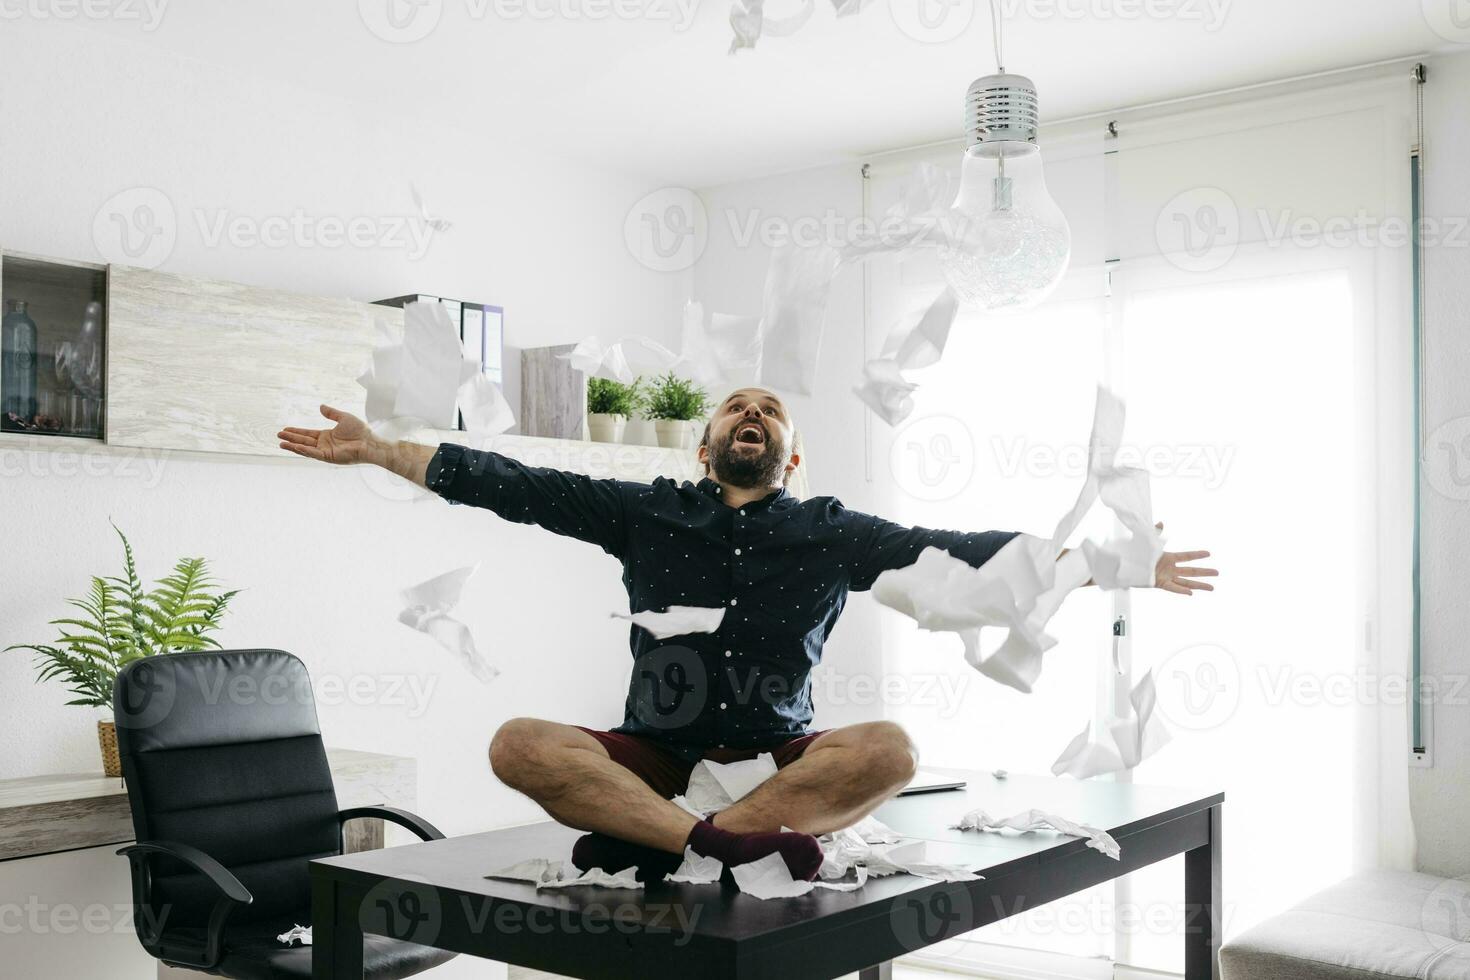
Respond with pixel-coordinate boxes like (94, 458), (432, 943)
(1183, 803), (1222, 980)
(859, 962), (893, 980)
(311, 877), (364, 980)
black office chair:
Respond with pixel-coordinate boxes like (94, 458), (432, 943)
(113, 649), (456, 979)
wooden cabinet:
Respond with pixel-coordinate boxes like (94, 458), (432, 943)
(105, 265), (403, 457)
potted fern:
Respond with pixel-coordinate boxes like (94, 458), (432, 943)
(586, 376), (644, 444)
(644, 372), (710, 450)
(6, 524), (238, 776)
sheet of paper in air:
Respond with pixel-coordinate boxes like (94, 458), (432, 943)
(1051, 669), (1171, 779)
(398, 565), (498, 683)
(562, 335), (681, 385)
(611, 605), (726, 641)
(953, 808), (1122, 861)
(684, 752), (778, 814)
(458, 372), (515, 444)
(731, 851), (815, 899)
(872, 386), (1164, 693)
(410, 183), (453, 233)
(358, 300), (491, 437)
(277, 924), (312, 946)
(854, 288), (960, 426)
(665, 847), (723, 885)
(682, 301), (763, 388)
(757, 243), (841, 395)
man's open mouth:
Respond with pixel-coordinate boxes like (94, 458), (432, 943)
(735, 422), (766, 445)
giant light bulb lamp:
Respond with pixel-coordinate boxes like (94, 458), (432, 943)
(938, 0), (1072, 311)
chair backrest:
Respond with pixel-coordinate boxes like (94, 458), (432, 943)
(113, 650), (341, 926)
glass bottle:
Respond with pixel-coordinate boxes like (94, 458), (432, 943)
(2, 300), (39, 424)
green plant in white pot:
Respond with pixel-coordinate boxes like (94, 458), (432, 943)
(585, 376), (644, 444)
(643, 372), (709, 450)
(5, 523), (238, 776)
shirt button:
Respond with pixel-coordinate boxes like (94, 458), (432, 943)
(735, 548), (743, 556)
(720, 703), (728, 710)
(724, 650), (733, 658)
(739, 509), (746, 516)
(729, 598), (738, 606)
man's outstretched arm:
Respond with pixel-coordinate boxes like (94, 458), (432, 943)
(278, 404), (435, 485)
(278, 404), (630, 556)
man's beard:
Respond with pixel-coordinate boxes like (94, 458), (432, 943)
(711, 427), (788, 489)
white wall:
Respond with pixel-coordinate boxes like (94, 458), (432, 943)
(1408, 47), (1470, 878)
(0, 22), (683, 978)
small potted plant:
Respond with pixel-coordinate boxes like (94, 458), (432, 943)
(6, 524), (238, 777)
(585, 376), (644, 444)
(643, 372), (709, 450)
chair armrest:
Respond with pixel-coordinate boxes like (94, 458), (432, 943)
(338, 805), (446, 841)
(117, 840), (252, 970)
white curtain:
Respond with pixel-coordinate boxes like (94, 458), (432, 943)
(864, 65), (1417, 974)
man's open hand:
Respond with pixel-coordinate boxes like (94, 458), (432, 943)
(277, 405), (380, 465)
(1153, 522), (1216, 596)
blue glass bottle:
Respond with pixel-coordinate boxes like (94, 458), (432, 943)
(2, 300), (39, 424)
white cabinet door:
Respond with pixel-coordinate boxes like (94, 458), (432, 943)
(105, 265), (402, 456)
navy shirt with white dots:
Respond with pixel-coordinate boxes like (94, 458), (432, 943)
(427, 444), (1018, 759)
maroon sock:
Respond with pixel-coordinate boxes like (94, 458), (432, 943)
(570, 833), (682, 883)
(686, 819), (824, 881)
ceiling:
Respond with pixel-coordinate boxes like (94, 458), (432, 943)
(70, 0), (1451, 187)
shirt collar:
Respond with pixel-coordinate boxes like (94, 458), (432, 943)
(698, 479), (789, 510)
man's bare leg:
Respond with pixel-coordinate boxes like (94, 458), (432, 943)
(712, 721), (918, 836)
(489, 718), (696, 854)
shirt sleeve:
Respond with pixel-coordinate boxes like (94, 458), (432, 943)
(425, 443), (631, 558)
(848, 513), (1021, 592)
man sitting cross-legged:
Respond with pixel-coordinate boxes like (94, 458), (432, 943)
(278, 387), (1215, 880)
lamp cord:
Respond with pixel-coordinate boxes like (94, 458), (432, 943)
(989, 0), (1004, 73)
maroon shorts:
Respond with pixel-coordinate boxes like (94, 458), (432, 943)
(575, 726), (829, 800)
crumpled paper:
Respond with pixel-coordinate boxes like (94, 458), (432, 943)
(682, 301), (763, 388)
(397, 565), (498, 683)
(664, 847), (724, 884)
(358, 300), (514, 440)
(487, 859), (642, 889)
(954, 807), (1122, 861)
(277, 924), (312, 946)
(853, 288), (960, 426)
(1051, 669), (1171, 779)
(561, 335), (681, 385)
(611, 605), (726, 641)
(731, 851), (815, 898)
(872, 386), (1164, 694)
(683, 753), (778, 813)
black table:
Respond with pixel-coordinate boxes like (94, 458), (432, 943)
(310, 771), (1222, 980)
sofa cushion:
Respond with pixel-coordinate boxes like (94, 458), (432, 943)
(1221, 870), (1470, 980)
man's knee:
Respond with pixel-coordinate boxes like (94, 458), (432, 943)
(489, 717), (557, 789)
(860, 721), (919, 789)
